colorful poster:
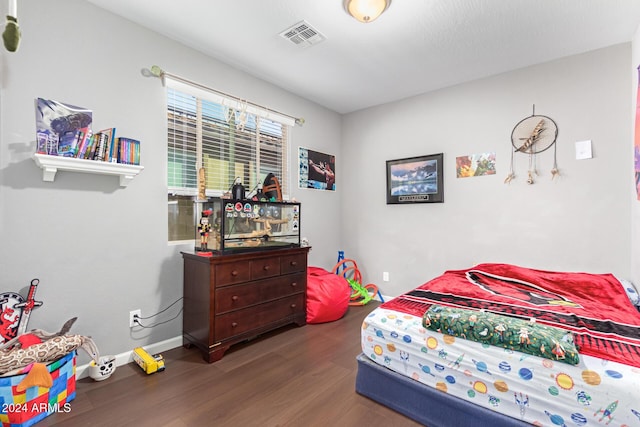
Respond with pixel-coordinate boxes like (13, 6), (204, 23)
(34, 98), (92, 157)
(635, 66), (640, 200)
(298, 147), (336, 191)
(455, 152), (496, 178)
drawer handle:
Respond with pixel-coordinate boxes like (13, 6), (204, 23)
(231, 270), (239, 277)
(290, 282), (297, 288)
(290, 261), (297, 266)
(231, 295), (239, 301)
(290, 303), (296, 309)
(231, 322), (238, 328)
(263, 265), (271, 271)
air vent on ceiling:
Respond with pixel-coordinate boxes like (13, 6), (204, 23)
(279, 20), (326, 47)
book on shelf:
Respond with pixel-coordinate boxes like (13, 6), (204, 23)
(58, 127), (91, 157)
(85, 133), (99, 160)
(75, 129), (92, 159)
(95, 127), (116, 162)
(109, 137), (120, 163)
(57, 129), (78, 157)
(117, 137), (141, 165)
(93, 132), (109, 161)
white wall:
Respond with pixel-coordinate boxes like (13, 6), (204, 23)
(342, 44), (634, 297)
(632, 26), (640, 286)
(0, 0), (342, 362)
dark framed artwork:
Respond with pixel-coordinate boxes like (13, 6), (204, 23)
(386, 153), (444, 204)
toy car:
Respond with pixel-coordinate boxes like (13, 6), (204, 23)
(132, 347), (165, 374)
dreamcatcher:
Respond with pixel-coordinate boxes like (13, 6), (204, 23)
(505, 106), (559, 185)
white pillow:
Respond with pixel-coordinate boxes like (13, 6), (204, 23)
(615, 276), (640, 307)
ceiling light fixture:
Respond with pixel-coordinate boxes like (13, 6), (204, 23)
(344, 0), (391, 23)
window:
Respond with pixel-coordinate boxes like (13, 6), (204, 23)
(166, 85), (291, 242)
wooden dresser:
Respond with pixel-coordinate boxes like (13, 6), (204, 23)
(182, 246), (310, 363)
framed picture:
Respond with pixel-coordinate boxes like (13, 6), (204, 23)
(386, 153), (444, 204)
(298, 147), (336, 191)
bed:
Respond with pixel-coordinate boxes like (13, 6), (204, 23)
(355, 263), (640, 426)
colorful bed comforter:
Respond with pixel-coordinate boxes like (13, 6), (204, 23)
(361, 264), (640, 426)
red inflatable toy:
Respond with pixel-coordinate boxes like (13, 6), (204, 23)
(306, 266), (351, 324)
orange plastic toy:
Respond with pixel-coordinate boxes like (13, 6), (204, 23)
(332, 257), (380, 306)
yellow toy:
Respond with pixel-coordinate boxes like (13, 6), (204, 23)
(132, 347), (165, 374)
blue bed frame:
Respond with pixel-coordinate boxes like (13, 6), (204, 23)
(355, 353), (530, 427)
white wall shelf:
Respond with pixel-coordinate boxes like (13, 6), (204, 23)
(33, 153), (144, 187)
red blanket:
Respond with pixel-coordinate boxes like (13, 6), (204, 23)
(382, 263), (640, 367)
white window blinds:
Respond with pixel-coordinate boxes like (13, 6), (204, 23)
(167, 81), (291, 198)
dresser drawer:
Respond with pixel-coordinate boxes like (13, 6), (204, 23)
(250, 256), (281, 280)
(182, 246), (310, 363)
(215, 261), (251, 286)
(215, 273), (305, 313)
(280, 253), (306, 274)
(215, 294), (305, 340)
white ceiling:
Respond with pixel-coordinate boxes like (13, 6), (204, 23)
(86, 0), (640, 114)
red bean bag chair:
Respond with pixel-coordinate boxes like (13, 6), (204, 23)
(306, 266), (351, 324)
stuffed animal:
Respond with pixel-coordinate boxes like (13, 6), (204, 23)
(16, 363), (52, 391)
(0, 318), (100, 376)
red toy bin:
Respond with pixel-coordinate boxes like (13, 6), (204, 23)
(0, 351), (76, 427)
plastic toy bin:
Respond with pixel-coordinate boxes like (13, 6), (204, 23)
(0, 351), (76, 427)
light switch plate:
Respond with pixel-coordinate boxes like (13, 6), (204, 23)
(575, 140), (592, 160)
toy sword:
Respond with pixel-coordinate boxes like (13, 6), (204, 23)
(15, 279), (43, 335)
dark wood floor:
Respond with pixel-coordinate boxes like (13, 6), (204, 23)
(39, 302), (422, 426)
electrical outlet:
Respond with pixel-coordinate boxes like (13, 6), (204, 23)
(383, 272), (389, 282)
(129, 309), (141, 328)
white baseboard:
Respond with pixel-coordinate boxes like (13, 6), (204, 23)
(76, 335), (183, 379)
(76, 295), (396, 380)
